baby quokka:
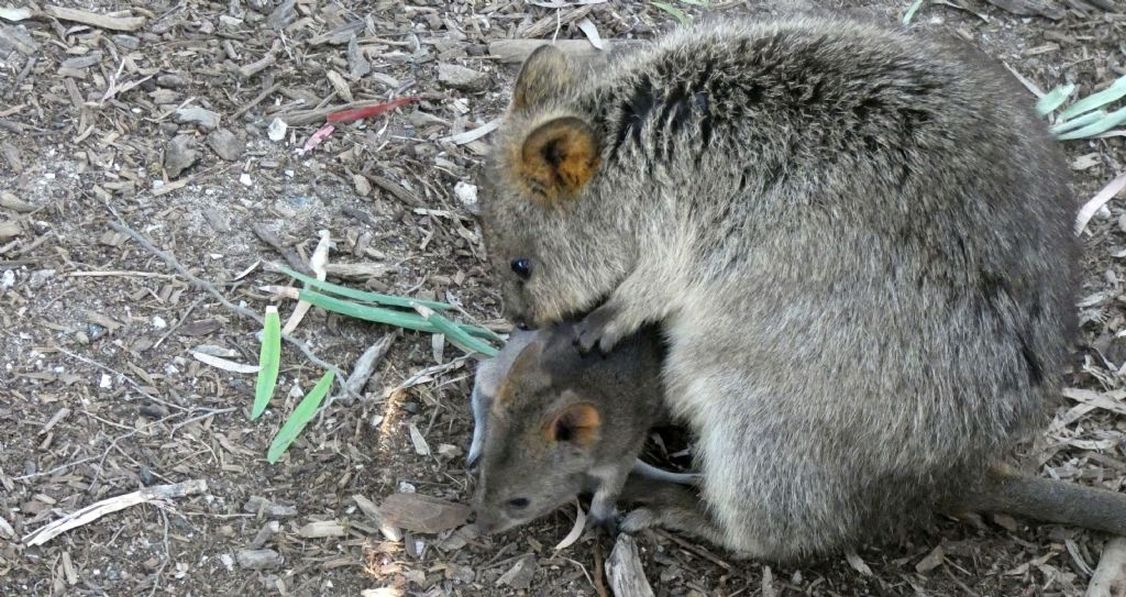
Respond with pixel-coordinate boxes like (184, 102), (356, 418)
(470, 323), (671, 534)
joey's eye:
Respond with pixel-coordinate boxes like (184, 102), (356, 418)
(507, 497), (530, 510)
(510, 258), (532, 280)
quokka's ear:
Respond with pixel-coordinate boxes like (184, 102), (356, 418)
(519, 117), (601, 205)
(546, 401), (602, 448)
(512, 44), (574, 112)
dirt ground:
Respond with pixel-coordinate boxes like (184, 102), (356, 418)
(1, 0), (1125, 595)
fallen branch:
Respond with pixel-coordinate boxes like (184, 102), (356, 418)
(23, 480), (207, 546)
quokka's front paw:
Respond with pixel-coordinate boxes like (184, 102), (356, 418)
(587, 507), (623, 538)
(573, 305), (625, 355)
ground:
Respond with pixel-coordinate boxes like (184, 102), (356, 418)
(1, 0), (1125, 595)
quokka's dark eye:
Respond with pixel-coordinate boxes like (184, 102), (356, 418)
(507, 497), (530, 510)
(510, 258), (532, 280)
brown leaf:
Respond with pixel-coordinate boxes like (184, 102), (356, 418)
(378, 493), (470, 534)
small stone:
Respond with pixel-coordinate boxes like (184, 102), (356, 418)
(99, 374), (112, 389)
(267, 118), (287, 142)
(236, 549), (282, 570)
(454, 181), (478, 213)
(207, 128), (244, 161)
(0, 270), (15, 290)
(239, 173), (252, 187)
(164, 135), (198, 178)
(438, 63), (487, 92)
(176, 107), (221, 130)
(219, 554), (235, 572)
(152, 316), (167, 329)
(27, 269), (54, 289)
(353, 174), (371, 196)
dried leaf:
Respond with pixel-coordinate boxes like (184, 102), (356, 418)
(191, 351), (260, 374)
(553, 499), (586, 550)
(1075, 173), (1126, 235)
(845, 549), (873, 576)
(408, 423), (430, 456)
(576, 18), (605, 50)
(378, 493), (471, 534)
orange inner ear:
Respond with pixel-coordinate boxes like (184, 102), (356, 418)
(546, 402), (602, 447)
(519, 117), (601, 207)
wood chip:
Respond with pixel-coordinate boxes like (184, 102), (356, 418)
(44, 6), (146, 32)
(606, 534), (654, 597)
(915, 544), (945, 573)
(297, 520), (347, 538)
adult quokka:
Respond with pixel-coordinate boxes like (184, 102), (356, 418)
(479, 16), (1080, 561)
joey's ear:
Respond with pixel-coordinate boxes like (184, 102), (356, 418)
(512, 44), (574, 112)
(519, 117), (601, 205)
(546, 401), (602, 448)
(494, 335), (549, 409)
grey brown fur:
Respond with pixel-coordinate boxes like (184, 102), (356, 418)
(472, 323), (669, 534)
(479, 16), (1079, 561)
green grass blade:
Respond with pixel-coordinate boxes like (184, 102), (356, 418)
(652, 1), (691, 25)
(1057, 106), (1126, 141)
(414, 304), (500, 357)
(1058, 75), (1126, 121)
(252, 307), (282, 420)
(297, 288), (498, 340)
(1036, 83), (1075, 116)
(275, 265), (452, 311)
(267, 371), (334, 463)
(901, 0), (926, 25)
(1051, 109), (1107, 135)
